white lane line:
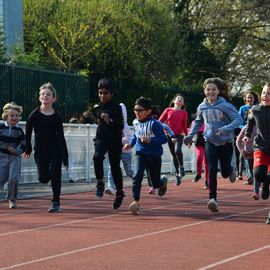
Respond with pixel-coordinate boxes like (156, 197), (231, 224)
(0, 191), (252, 237)
(0, 206), (269, 270)
(196, 244), (270, 270)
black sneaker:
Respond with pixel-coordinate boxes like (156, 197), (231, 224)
(158, 175), (168, 196)
(193, 175), (202, 182)
(176, 175), (182, 186)
(113, 190), (125, 209)
(204, 180), (209, 189)
(48, 202), (61, 213)
(266, 214), (270, 224)
(96, 181), (105, 198)
(261, 182), (270, 200)
(180, 167), (185, 177)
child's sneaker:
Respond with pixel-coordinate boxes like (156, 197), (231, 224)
(203, 180), (209, 190)
(175, 175), (182, 186)
(261, 182), (270, 200)
(105, 187), (115, 196)
(113, 190), (125, 209)
(158, 175), (168, 196)
(9, 200), (17, 209)
(266, 212), (270, 224)
(245, 178), (253, 185)
(193, 175), (202, 182)
(252, 192), (260, 200)
(207, 198), (219, 212)
(96, 181), (105, 198)
(148, 187), (156, 194)
(180, 167), (185, 177)
(129, 201), (140, 215)
(48, 202), (61, 213)
(229, 168), (237, 183)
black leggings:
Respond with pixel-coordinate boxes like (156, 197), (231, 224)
(34, 152), (62, 202)
(167, 135), (184, 174)
(205, 141), (233, 200)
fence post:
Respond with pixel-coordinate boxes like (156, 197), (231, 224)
(85, 124), (91, 183)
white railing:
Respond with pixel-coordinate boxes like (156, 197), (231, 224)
(15, 122), (196, 184)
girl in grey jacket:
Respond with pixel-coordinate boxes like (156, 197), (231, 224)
(184, 78), (242, 213)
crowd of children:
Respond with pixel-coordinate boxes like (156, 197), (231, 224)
(1, 77), (270, 224)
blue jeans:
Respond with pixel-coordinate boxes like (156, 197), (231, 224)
(107, 152), (133, 189)
(132, 154), (163, 201)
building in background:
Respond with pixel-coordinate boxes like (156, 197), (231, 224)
(0, 0), (24, 56)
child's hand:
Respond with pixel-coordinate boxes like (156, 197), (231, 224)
(172, 138), (177, 144)
(141, 136), (150, 144)
(100, 113), (110, 124)
(123, 143), (132, 150)
(183, 136), (191, 146)
(22, 152), (31, 159)
(7, 146), (15, 154)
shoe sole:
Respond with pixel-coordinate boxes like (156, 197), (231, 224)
(158, 176), (168, 196)
(48, 209), (61, 213)
(105, 189), (115, 196)
(129, 203), (139, 215)
(207, 201), (219, 213)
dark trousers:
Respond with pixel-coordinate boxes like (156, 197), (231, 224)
(93, 140), (123, 191)
(167, 135), (184, 174)
(205, 141), (233, 200)
(34, 152), (62, 202)
(132, 154), (162, 201)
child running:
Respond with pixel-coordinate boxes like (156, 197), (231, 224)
(0, 102), (25, 209)
(92, 78), (125, 209)
(123, 97), (168, 215)
(159, 94), (188, 185)
(22, 82), (68, 213)
(184, 78), (242, 213)
(243, 83), (270, 224)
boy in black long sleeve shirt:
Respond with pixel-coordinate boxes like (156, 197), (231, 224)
(92, 78), (125, 209)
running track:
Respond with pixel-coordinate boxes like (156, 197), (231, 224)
(1, 177), (270, 270)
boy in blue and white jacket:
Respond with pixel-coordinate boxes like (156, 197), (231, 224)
(184, 78), (242, 213)
(123, 97), (168, 215)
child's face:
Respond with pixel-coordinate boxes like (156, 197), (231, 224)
(245, 93), (255, 106)
(174, 95), (184, 107)
(261, 86), (270, 106)
(39, 88), (56, 105)
(6, 109), (20, 126)
(98, 88), (113, 104)
(204, 83), (220, 103)
(134, 105), (151, 121)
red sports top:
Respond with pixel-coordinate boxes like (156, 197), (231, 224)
(159, 107), (188, 136)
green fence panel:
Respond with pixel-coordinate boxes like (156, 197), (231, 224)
(0, 63), (90, 122)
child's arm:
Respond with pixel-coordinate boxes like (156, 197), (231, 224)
(22, 114), (34, 158)
(146, 121), (167, 146)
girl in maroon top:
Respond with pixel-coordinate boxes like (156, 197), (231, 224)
(159, 94), (188, 185)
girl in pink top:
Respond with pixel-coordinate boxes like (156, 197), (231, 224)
(159, 94), (188, 185)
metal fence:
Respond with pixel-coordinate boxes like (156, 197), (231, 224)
(17, 122), (196, 184)
(0, 63), (90, 122)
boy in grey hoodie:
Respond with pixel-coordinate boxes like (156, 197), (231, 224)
(184, 78), (242, 213)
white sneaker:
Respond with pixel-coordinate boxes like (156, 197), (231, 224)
(129, 201), (140, 215)
(9, 200), (18, 209)
(229, 168), (237, 183)
(207, 198), (219, 212)
(105, 187), (115, 196)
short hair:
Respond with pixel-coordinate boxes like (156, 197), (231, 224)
(135, 96), (152, 110)
(2, 102), (23, 120)
(79, 111), (96, 124)
(98, 77), (114, 93)
(69, 117), (80, 124)
(39, 82), (57, 97)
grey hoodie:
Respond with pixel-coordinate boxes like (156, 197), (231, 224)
(185, 97), (242, 146)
